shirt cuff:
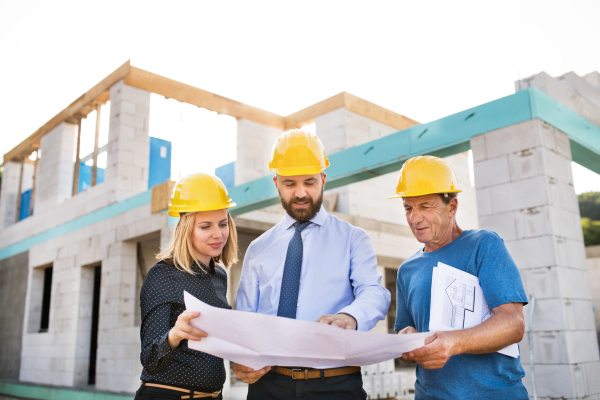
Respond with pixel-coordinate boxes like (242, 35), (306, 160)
(337, 304), (367, 331)
(155, 330), (181, 359)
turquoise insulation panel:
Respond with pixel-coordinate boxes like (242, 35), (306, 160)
(78, 162), (105, 193)
(0, 381), (133, 400)
(148, 137), (172, 189)
(215, 161), (235, 189)
(19, 189), (32, 221)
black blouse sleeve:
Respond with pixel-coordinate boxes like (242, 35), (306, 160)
(139, 264), (182, 375)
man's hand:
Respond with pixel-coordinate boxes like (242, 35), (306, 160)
(232, 363), (271, 384)
(402, 331), (458, 369)
(397, 326), (418, 364)
(168, 311), (207, 348)
(316, 313), (357, 330)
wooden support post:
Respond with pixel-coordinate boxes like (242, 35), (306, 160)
(72, 118), (82, 195)
(29, 149), (39, 217)
(15, 157), (25, 223)
(91, 103), (101, 187)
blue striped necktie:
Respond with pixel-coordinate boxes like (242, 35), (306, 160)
(277, 221), (311, 319)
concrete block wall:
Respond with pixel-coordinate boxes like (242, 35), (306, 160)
(0, 161), (22, 229)
(106, 79), (151, 202)
(234, 118), (283, 186)
(516, 71), (600, 129)
(0, 251), (29, 380)
(471, 118), (600, 399)
(34, 122), (77, 215)
(584, 72), (600, 89)
(19, 200), (166, 393)
(559, 72), (600, 109)
(587, 245), (600, 348)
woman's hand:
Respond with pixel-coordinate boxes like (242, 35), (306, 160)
(168, 311), (207, 348)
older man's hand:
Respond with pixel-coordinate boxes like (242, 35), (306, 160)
(402, 331), (458, 369)
(316, 313), (357, 330)
(232, 363), (271, 384)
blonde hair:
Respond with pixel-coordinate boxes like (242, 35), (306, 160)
(156, 211), (238, 273)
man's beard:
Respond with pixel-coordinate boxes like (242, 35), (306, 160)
(279, 188), (324, 223)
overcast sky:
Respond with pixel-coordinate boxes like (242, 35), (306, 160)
(1, 0), (599, 192)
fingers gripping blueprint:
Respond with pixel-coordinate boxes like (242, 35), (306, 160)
(429, 262), (519, 358)
(184, 291), (433, 370)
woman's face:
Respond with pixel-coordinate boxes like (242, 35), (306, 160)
(191, 209), (229, 265)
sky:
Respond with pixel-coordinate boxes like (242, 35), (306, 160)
(1, 0), (599, 192)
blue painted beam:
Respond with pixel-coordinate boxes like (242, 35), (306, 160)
(228, 89), (534, 216)
(2, 87), (599, 256)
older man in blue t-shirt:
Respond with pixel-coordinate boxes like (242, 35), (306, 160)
(389, 156), (529, 400)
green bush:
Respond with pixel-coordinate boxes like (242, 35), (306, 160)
(582, 217), (600, 247)
(578, 191), (600, 221)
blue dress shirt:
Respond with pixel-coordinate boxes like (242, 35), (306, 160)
(236, 206), (391, 332)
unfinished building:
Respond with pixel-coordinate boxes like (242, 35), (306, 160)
(0, 61), (599, 400)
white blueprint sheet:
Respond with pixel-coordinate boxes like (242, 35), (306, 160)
(183, 291), (433, 370)
(429, 262), (519, 358)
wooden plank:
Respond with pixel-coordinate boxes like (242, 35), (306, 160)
(343, 92), (420, 130)
(151, 180), (176, 214)
(3, 61), (131, 165)
(284, 92), (346, 129)
(125, 67), (286, 129)
(283, 91), (419, 130)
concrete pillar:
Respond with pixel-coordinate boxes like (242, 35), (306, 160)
(105, 79), (151, 202)
(471, 119), (600, 400)
(0, 161), (22, 228)
(34, 122), (77, 214)
(95, 241), (141, 393)
(234, 119), (283, 185)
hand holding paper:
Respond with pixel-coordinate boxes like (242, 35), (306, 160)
(183, 291), (433, 370)
(429, 262), (519, 358)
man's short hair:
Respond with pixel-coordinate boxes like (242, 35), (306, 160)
(438, 192), (458, 205)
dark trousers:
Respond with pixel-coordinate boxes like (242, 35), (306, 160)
(247, 370), (367, 400)
(135, 385), (223, 400)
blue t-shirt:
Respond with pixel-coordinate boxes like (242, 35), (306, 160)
(395, 229), (529, 400)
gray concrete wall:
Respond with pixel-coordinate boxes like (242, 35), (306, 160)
(586, 245), (600, 348)
(0, 251), (29, 380)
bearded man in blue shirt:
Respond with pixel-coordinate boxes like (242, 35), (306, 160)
(234, 129), (391, 399)
(391, 155), (529, 400)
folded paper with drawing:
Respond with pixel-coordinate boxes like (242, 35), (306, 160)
(429, 262), (519, 358)
(184, 291), (433, 370)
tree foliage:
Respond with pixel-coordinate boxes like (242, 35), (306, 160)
(579, 191), (600, 246)
(578, 191), (600, 221)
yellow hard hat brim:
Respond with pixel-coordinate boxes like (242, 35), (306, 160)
(168, 202), (237, 218)
(388, 189), (462, 199)
(269, 165), (328, 176)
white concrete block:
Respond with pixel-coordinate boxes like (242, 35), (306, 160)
(490, 176), (548, 214)
(559, 71), (600, 109)
(584, 71), (600, 89)
(483, 119), (543, 159)
(473, 155), (510, 188)
(479, 212), (518, 241)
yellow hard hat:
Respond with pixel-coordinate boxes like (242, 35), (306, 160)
(268, 129), (330, 176)
(388, 155), (462, 199)
(168, 173), (236, 217)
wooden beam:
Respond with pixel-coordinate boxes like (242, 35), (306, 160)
(15, 158), (25, 223)
(91, 103), (101, 187)
(29, 150), (39, 217)
(124, 66), (286, 129)
(284, 91), (419, 130)
(3, 61), (131, 165)
(72, 118), (82, 196)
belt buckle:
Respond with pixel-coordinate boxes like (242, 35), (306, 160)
(291, 368), (307, 380)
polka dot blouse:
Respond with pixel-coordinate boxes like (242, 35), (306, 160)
(139, 259), (230, 391)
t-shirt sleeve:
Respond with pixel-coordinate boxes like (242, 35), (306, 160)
(476, 233), (529, 310)
(394, 267), (416, 332)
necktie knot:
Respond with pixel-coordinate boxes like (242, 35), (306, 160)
(294, 222), (311, 232)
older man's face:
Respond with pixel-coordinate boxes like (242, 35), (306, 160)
(403, 194), (455, 246)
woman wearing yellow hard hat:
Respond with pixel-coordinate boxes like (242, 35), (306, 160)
(135, 173), (238, 400)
